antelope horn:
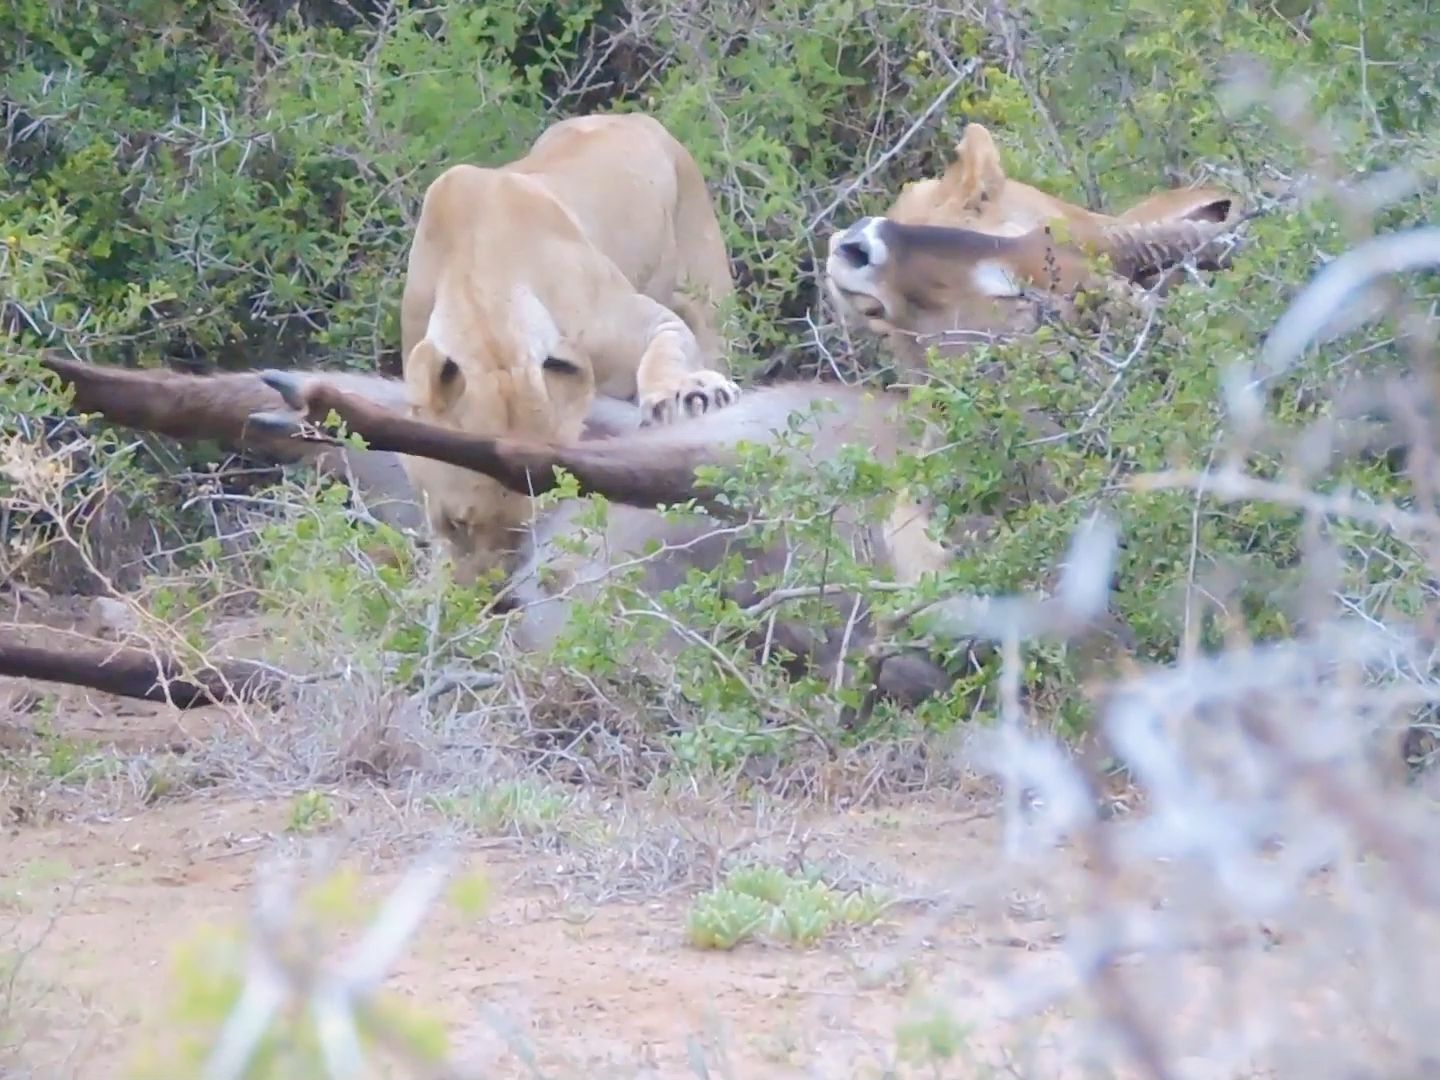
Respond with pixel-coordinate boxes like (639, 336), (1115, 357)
(1090, 218), (1241, 280)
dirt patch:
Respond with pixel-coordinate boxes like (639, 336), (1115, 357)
(7, 588), (1440, 1079)
(2, 584), (1032, 1077)
(3, 792), (1034, 1079)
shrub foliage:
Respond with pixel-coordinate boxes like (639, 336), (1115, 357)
(4, 0), (1440, 753)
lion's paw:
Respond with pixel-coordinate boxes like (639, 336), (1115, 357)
(639, 370), (742, 427)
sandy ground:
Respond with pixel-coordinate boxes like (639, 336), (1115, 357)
(4, 793), (1037, 1079)
(6, 588), (1440, 1079)
(0, 590), (1050, 1078)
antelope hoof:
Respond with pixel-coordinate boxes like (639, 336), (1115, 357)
(246, 410), (337, 444)
(640, 371), (741, 428)
(261, 370), (309, 411)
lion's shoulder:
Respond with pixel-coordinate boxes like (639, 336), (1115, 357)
(416, 160), (586, 257)
(524, 111), (677, 158)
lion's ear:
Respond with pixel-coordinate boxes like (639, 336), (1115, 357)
(945, 123), (1006, 209)
(430, 353), (467, 410)
(405, 339), (467, 412)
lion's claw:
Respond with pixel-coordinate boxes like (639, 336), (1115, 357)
(639, 371), (742, 427)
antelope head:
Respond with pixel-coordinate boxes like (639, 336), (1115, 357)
(824, 214), (1242, 345)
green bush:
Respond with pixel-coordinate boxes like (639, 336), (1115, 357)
(4, 0), (1439, 750)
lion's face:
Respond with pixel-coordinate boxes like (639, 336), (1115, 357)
(886, 124), (1099, 242)
(402, 289), (597, 585)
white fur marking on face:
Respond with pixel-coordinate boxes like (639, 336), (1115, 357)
(857, 217), (889, 267)
(825, 217), (892, 297)
(423, 303), (461, 361)
(971, 260), (1024, 298)
(828, 217), (889, 269)
(510, 284), (562, 365)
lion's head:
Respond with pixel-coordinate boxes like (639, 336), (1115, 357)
(888, 122), (1235, 236)
(887, 123), (1025, 234)
(401, 284), (597, 585)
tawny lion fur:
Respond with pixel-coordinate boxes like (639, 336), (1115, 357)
(887, 122), (1239, 237)
(397, 112), (741, 584)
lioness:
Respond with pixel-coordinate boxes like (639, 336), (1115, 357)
(887, 122), (1239, 237)
(397, 112), (741, 583)
(247, 366), (1125, 700)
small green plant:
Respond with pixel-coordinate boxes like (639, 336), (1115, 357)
(724, 863), (797, 906)
(685, 888), (775, 951)
(686, 862), (890, 950)
(23, 727), (123, 785)
(430, 779), (573, 837)
(37, 733), (97, 780)
(895, 1000), (976, 1069)
(285, 790), (336, 834)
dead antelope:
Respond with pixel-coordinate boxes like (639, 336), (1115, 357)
(250, 367), (1130, 707)
(827, 121), (1245, 366)
(12, 357), (976, 707)
(251, 367), (960, 693)
(824, 213), (1242, 366)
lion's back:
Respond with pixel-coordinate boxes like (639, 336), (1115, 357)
(509, 113), (691, 283)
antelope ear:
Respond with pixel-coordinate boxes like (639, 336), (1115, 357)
(945, 123), (1007, 209)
